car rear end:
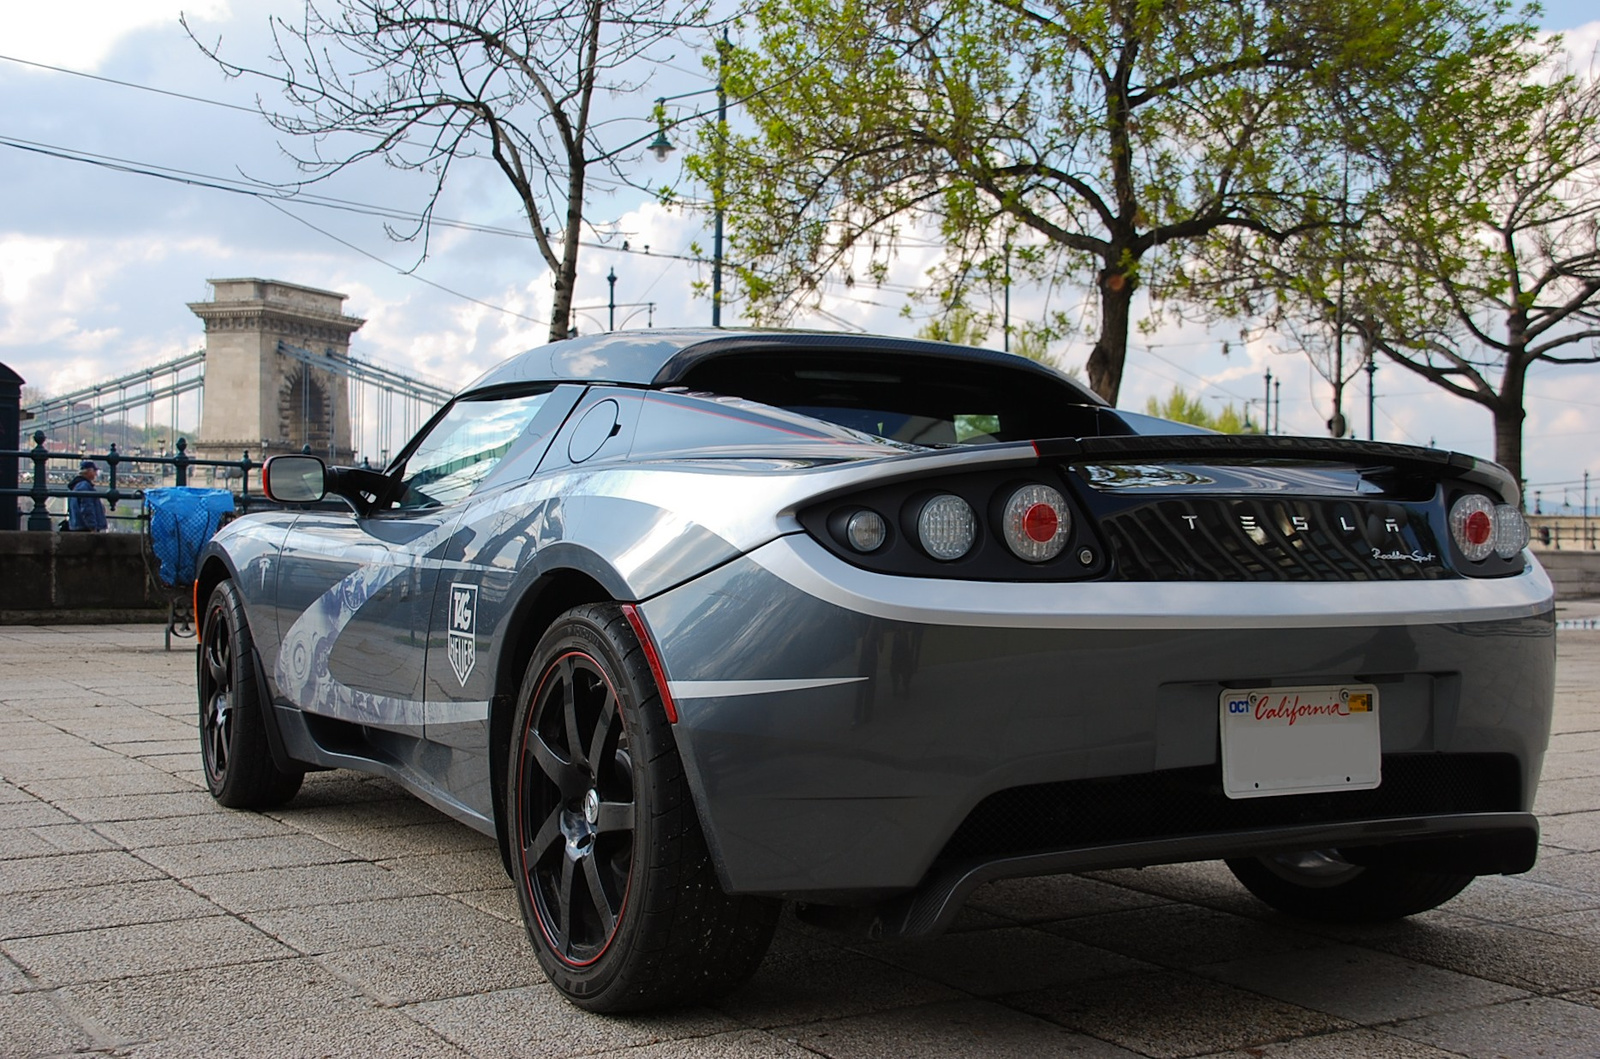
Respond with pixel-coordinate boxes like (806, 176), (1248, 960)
(634, 433), (1554, 933)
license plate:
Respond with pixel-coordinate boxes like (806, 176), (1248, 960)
(1220, 684), (1380, 799)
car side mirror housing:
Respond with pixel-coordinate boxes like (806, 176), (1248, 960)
(263, 455), (327, 503)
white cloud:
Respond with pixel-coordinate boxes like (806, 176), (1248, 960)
(9, 1), (229, 70)
(1556, 21), (1600, 72)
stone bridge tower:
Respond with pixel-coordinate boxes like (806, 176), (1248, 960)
(189, 278), (365, 468)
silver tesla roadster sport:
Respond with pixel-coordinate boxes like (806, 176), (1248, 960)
(193, 329), (1554, 1011)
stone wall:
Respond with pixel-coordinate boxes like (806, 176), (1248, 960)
(1533, 549), (1600, 602)
(0, 531), (168, 624)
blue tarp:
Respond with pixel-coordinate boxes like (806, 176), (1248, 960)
(146, 488), (235, 587)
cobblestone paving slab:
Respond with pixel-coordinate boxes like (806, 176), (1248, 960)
(1386, 996), (1600, 1058)
(405, 983), (742, 1057)
(1, 620), (1599, 1058)
(789, 998), (1143, 1058)
(1195, 944), (1528, 1023)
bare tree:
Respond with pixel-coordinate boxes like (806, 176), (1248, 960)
(188, 0), (707, 342)
(1354, 72), (1600, 487)
(1223, 66), (1600, 486)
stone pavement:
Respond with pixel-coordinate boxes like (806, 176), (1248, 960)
(3, 610), (1600, 1059)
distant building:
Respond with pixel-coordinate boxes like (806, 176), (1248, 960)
(188, 278), (365, 472)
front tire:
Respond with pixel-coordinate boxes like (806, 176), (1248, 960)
(197, 581), (303, 808)
(1226, 850), (1474, 923)
(507, 603), (778, 1012)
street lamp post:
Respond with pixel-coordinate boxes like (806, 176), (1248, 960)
(1263, 368), (1273, 435)
(650, 30), (729, 327)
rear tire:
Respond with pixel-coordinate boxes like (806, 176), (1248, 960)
(197, 581), (303, 808)
(1226, 851), (1474, 923)
(507, 603), (778, 1012)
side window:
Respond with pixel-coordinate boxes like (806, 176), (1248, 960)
(394, 391), (550, 510)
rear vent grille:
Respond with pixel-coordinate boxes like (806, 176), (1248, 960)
(937, 753), (1519, 866)
(1100, 498), (1449, 582)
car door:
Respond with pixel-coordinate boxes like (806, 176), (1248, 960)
(271, 388), (562, 747)
(413, 384), (588, 816)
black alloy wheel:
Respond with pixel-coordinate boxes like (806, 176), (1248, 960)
(196, 581), (303, 808)
(518, 649), (636, 965)
(508, 604), (778, 1012)
(199, 606), (235, 789)
(1226, 850), (1475, 923)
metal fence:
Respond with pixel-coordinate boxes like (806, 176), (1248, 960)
(2, 432), (283, 532)
(1528, 517), (1600, 552)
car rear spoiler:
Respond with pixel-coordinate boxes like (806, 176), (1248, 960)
(1033, 434), (1519, 504)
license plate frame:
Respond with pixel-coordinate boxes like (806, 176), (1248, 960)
(1219, 683), (1380, 800)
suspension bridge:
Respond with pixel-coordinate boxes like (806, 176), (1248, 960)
(20, 278), (455, 479)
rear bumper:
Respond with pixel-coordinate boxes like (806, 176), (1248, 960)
(639, 536), (1555, 911)
(876, 811), (1538, 938)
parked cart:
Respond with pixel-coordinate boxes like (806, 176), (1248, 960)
(144, 487), (236, 650)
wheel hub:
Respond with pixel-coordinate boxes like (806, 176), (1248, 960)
(561, 788), (603, 857)
(583, 788), (600, 825)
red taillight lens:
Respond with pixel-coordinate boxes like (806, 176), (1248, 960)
(1449, 494), (1496, 562)
(1022, 503), (1059, 542)
(1003, 484), (1070, 562)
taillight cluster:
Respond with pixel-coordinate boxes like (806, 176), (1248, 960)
(846, 485), (1073, 563)
(813, 478), (1093, 577)
(1448, 493), (1528, 562)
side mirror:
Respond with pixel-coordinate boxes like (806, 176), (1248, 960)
(263, 455), (327, 503)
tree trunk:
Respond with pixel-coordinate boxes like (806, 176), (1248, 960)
(546, 162), (588, 343)
(1492, 369), (1528, 502)
(548, 263), (577, 344)
(1085, 264), (1136, 404)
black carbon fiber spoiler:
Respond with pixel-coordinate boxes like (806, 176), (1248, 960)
(1032, 434), (1519, 504)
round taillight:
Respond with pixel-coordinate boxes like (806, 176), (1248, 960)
(1493, 504), (1529, 558)
(1003, 484), (1070, 562)
(844, 510), (887, 552)
(1449, 494), (1495, 561)
(916, 494), (977, 560)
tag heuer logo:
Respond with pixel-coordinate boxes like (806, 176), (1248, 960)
(447, 582), (478, 686)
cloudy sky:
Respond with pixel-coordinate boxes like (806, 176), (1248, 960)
(3, 1), (1598, 509)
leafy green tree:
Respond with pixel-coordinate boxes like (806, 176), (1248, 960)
(1359, 72), (1599, 488)
(713, 0), (1536, 404)
(915, 307), (1068, 368)
(917, 307), (993, 348)
(1144, 385), (1251, 433)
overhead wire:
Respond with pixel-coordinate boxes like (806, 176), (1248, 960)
(259, 198), (547, 327)
(0, 134), (721, 266)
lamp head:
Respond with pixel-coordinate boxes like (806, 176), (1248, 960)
(649, 128), (675, 163)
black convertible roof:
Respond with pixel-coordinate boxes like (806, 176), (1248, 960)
(460, 328), (1106, 405)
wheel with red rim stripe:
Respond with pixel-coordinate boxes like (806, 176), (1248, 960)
(517, 648), (635, 967)
(507, 603), (780, 1012)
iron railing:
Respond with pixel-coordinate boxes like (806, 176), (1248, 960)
(2, 432), (281, 531)
(1528, 517), (1600, 552)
